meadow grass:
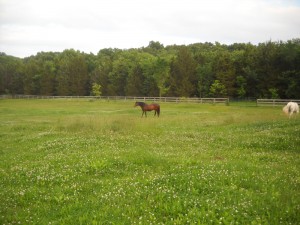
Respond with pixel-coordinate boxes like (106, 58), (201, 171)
(0, 99), (299, 224)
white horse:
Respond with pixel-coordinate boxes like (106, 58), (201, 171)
(283, 102), (299, 118)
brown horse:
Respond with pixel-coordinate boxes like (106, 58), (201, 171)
(134, 102), (160, 117)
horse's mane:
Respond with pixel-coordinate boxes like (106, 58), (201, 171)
(136, 102), (147, 106)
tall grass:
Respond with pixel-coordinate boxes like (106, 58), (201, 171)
(0, 99), (299, 224)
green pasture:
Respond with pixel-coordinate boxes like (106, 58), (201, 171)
(0, 99), (299, 224)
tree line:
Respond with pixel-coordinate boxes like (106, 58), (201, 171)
(1, 39), (300, 99)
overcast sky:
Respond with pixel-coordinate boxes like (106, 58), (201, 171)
(1, 0), (299, 58)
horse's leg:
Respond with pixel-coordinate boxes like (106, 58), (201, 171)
(154, 110), (156, 116)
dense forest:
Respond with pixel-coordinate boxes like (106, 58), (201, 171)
(1, 39), (300, 99)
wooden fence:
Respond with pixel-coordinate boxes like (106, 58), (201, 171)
(257, 99), (300, 106)
(0, 95), (229, 105)
(4, 95), (300, 107)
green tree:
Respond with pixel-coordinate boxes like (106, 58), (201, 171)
(91, 82), (101, 96)
(1, 38), (300, 99)
(197, 64), (214, 98)
(91, 48), (118, 96)
(152, 57), (170, 97)
(209, 80), (227, 97)
(57, 49), (88, 96)
(213, 50), (236, 97)
(144, 41), (164, 55)
(40, 55), (57, 95)
(236, 75), (246, 98)
(0, 53), (24, 94)
(192, 44), (217, 98)
(108, 51), (133, 96)
(23, 57), (40, 95)
(276, 40), (300, 98)
(278, 70), (300, 98)
(255, 41), (279, 97)
(240, 44), (259, 98)
(22, 52), (59, 96)
(126, 64), (144, 96)
(169, 47), (197, 97)
(269, 88), (279, 99)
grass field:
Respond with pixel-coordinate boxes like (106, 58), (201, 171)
(0, 99), (299, 224)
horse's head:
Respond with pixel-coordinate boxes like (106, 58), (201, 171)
(134, 102), (142, 107)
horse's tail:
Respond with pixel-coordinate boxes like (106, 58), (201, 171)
(288, 102), (299, 114)
(157, 105), (160, 117)
(295, 103), (299, 113)
(284, 102), (299, 118)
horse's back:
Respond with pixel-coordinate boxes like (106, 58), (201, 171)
(146, 103), (159, 110)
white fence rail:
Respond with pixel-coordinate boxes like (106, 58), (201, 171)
(4, 95), (300, 107)
(257, 99), (300, 106)
(0, 95), (229, 104)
